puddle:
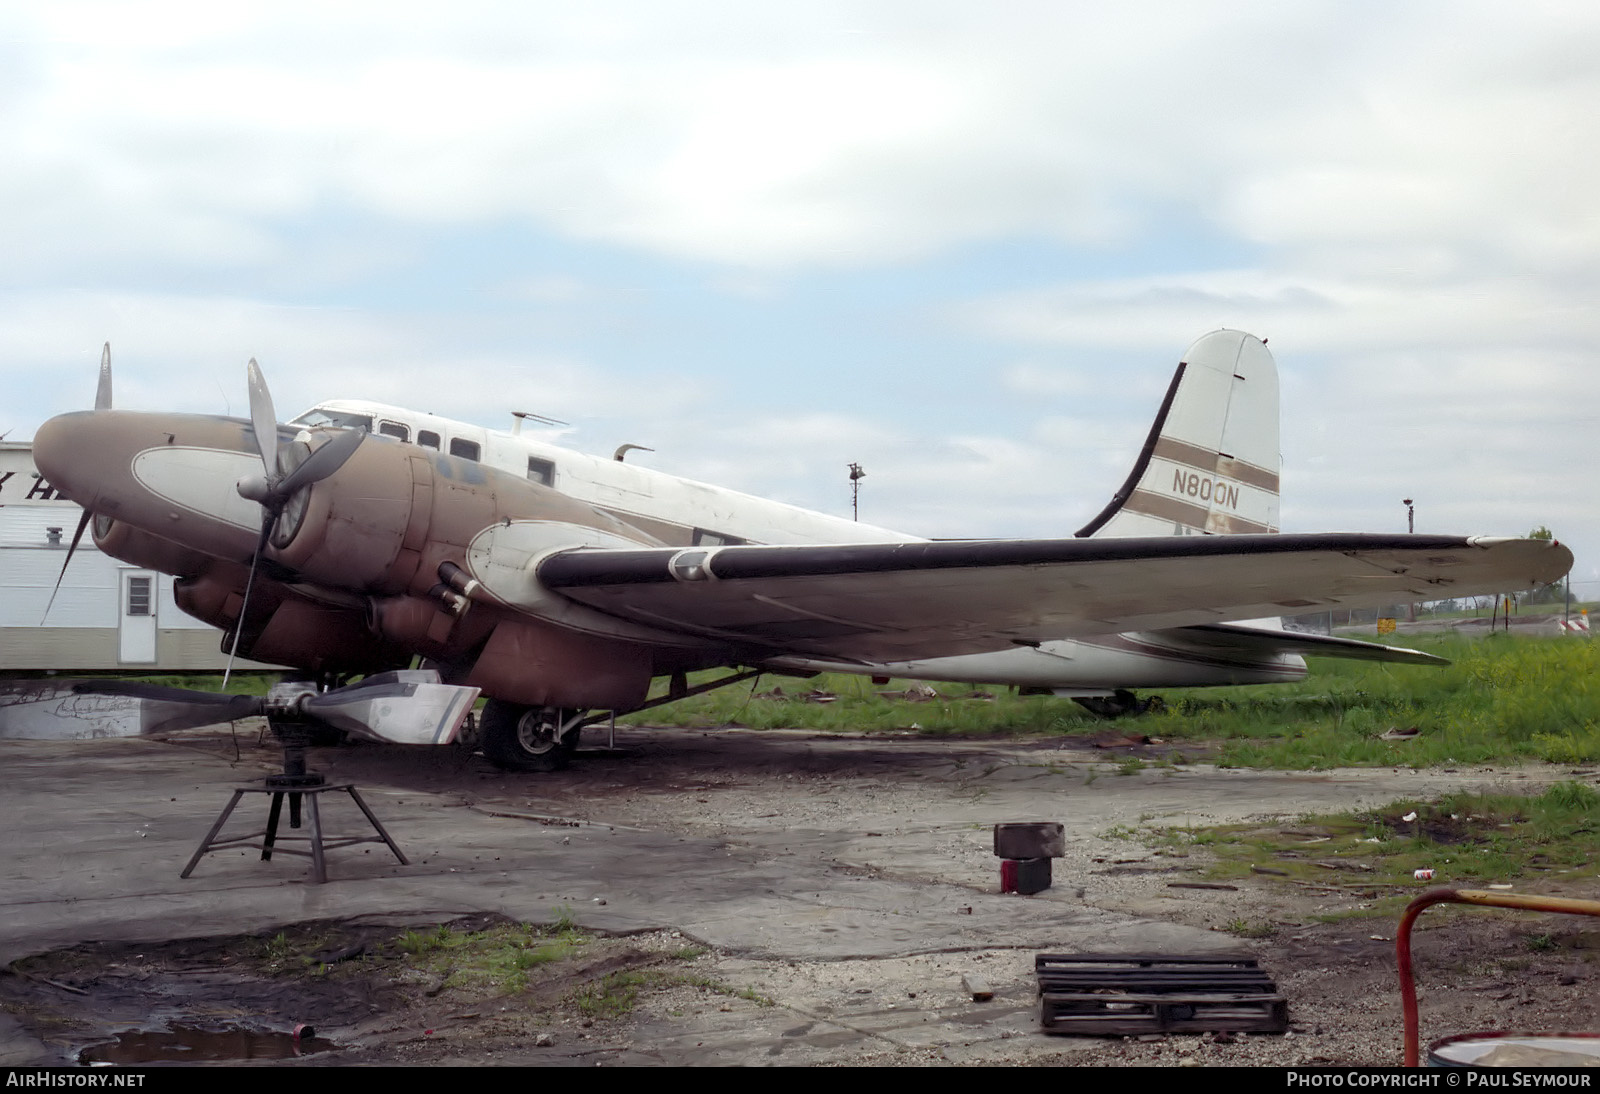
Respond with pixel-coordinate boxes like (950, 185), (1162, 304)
(77, 1024), (339, 1065)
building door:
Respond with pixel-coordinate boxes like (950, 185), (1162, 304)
(118, 569), (157, 664)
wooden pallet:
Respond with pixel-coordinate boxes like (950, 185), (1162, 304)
(1037, 953), (1288, 1035)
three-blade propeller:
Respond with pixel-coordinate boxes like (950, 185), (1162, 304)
(226, 358), (364, 683)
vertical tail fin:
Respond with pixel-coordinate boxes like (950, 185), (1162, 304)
(1076, 329), (1280, 538)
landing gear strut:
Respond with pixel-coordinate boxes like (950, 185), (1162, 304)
(479, 700), (585, 772)
(1072, 689), (1164, 719)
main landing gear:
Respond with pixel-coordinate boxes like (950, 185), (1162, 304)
(473, 668), (776, 773)
(478, 700), (585, 772)
(1071, 689), (1165, 719)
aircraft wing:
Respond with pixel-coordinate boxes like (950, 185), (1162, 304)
(536, 533), (1569, 662)
(1157, 623), (1450, 666)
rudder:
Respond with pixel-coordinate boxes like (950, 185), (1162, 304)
(1076, 329), (1279, 538)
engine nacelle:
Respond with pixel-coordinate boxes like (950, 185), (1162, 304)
(245, 598), (411, 674)
(367, 592), (497, 661)
(464, 617), (652, 710)
(92, 515), (211, 577)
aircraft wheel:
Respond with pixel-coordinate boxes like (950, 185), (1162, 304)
(479, 700), (581, 772)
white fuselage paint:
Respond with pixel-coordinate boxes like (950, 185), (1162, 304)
(294, 399), (1305, 694)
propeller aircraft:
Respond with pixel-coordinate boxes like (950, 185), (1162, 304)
(10, 333), (1572, 769)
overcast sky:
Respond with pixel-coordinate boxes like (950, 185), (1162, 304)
(4, 1), (1597, 594)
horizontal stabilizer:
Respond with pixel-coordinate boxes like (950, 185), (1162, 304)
(1166, 623), (1450, 666)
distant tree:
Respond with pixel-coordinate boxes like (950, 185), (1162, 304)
(1523, 526), (1568, 605)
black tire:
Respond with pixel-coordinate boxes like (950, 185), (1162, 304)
(479, 700), (581, 772)
(1072, 689), (1148, 719)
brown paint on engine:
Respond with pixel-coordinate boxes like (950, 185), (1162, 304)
(245, 598), (411, 674)
(92, 518), (212, 578)
(367, 593), (497, 661)
(465, 617), (652, 710)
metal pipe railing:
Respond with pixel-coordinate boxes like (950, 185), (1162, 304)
(1397, 888), (1600, 1066)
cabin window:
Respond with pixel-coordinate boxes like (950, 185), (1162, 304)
(378, 421), (409, 442)
(126, 576), (152, 617)
(693, 529), (746, 547)
(418, 430), (440, 449)
(449, 438), (481, 462)
(527, 457), (555, 486)
(292, 408), (373, 432)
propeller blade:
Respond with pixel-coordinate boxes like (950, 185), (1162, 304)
(95, 343), (113, 410)
(0, 679), (262, 740)
(246, 358), (279, 484)
(40, 508), (93, 624)
(277, 427), (364, 497)
(222, 515), (276, 688)
(301, 670), (480, 745)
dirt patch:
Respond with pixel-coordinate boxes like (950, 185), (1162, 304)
(1, 915), (754, 1066)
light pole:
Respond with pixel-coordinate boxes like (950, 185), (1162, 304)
(1402, 498), (1416, 621)
(848, 463), (865, 521)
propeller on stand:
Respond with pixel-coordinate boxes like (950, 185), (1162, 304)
(0, 670), (480, 747)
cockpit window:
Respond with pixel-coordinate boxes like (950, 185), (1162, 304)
(378, 421), (409, 441)
(418, 430), (440, 449)
(449, 438), (481, 462)
(292, 408), (374, 431)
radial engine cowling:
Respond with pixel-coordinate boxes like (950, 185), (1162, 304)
(267, 437), (431, 594)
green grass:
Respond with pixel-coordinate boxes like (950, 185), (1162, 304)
(387, 916), (589, 994)
(1154, 781), (1600, 915)
(624, 634), (1600, 770)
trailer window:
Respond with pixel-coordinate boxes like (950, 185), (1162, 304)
(126, 576), (152, 617)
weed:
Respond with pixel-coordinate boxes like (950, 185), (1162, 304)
(263, 932), (291, 964)
(1116, 757), (1145, 776)
(1223, 919), (1276, 939)
(1526, 934), (1558, 952)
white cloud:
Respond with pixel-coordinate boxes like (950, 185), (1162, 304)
(8, 2), (1596, 273)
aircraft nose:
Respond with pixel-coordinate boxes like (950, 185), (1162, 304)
(31, 411), (101, 506)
